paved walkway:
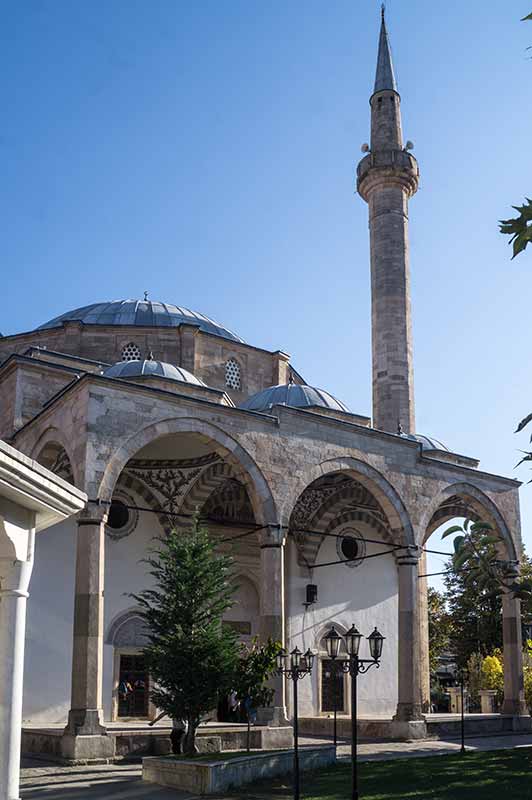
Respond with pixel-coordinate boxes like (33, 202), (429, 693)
(20, 733), (532, 798)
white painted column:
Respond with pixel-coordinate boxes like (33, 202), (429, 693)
(0, 520), (34, 800)
(259, 524), (287, 724)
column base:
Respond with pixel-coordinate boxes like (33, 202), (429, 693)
(64, 708), (107, 736)
(389, 719), (428, 740)
(501, 700), (530, 717)
(393, 702), (424, 722)
(60, 733), (115, 762)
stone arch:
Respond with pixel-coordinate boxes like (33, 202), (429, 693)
(284, 456), (415, 555)
(31, 428), (77, 486)
(421, 482), (518, 560)
(106, 608), (150, 647)
(97, 416), (277, 528)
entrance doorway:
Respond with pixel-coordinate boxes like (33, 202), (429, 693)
(118, 653), (149, 718)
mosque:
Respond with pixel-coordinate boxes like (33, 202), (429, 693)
(0, 12), (528, 761)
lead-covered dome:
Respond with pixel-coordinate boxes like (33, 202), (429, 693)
(240, 383), (350, 413)
(401, 433), (448, 451)
(103, 360), (206, 386)
(38, 299), (244, 343)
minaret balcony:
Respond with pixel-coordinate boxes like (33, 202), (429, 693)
(357, 149), (419, 201)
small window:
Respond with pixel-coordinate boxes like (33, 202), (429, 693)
(341, 536), (359, 562)
(107, 499), (130, 530)
(121, 342), (141, 361)
(225, 358), (241, 390)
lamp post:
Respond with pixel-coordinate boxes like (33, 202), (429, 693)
(324, 626), (342, 748)
(458, 669), (466, 755)
(276, 646), (315, 800)
(326, 624), (385, 800)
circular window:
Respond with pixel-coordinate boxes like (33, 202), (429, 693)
(108, 500), (129, 530)
(106, 493), (138, 541)
(335, 528), (366, 568)
(341, 536), (359, 562)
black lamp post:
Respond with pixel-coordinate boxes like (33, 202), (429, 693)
(324, 625), (342, 748)
(276, 646), (315, 800)
(326, 624), (385, 800)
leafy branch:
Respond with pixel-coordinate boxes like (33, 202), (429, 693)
(442, 519), (532, 601)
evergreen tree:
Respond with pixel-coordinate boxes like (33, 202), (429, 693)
(132, 517), (239, 755)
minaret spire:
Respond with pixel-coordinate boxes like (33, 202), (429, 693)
(374, 5), (397, 94)
(357, 11), (419, 435)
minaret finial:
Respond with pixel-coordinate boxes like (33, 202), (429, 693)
(144, 290), (149, 301)
(374, 3), (397, 94)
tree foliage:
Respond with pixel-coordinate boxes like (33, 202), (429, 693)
(232, 637), (282, 751)
(428, 588), (452, 674)
(131, 517), (239, 755)
(499, 13), (531, 256)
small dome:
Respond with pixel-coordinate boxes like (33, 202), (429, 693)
(240, 383), (350, 414)
(103, 360), (206, 386)
(401, 433), (448, 451)
(37, 299), (244, 343)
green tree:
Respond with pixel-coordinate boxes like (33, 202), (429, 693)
(428, 587), (452, 674)
(499, 13), (532, 257)
(441, 521), (532, 668)
(232, 637), (282, 752)
(132, 518), (239, 755)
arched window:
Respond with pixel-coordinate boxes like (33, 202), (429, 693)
(225, 357), (241, 390)
(121, 342), (141, 361)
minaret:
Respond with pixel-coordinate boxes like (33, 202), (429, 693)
(357, 8), (419, 434)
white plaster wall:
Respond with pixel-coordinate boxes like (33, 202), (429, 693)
(22, 518), (76, 724)
(103, 507), (161, 721)
(286, 530), (398, 718)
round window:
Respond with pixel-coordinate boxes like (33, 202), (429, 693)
(335, 528), (366, 568)
(107, 500), (129, 530)
(105, 493), (138, 541)
(340, 536), (358, 562)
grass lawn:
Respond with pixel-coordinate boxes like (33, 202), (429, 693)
(230, 749), (532, 799)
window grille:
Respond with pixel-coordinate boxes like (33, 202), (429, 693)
(121, 342), (141, 361)
(225, 358), (241, 390)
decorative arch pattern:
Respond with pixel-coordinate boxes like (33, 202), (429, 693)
(34, 440), (75, 485)
(97, 417), (277, 528)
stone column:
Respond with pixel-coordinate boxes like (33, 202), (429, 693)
(62, 505), (113, 760)
(501, 584), (528, 718)
(418, 551), (431, 712)
(393, 547), (426, 737)
(259, 524), (286, 724)
(0, 525), (34, 800)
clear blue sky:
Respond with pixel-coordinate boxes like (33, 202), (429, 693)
(2, 1), (532, 578)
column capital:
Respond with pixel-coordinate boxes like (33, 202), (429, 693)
(259, 524), (286, 548)
(77, 500), (108, 526)
(395, 545), (420, 566)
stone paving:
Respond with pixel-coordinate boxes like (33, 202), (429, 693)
(20, 733), (532, 798)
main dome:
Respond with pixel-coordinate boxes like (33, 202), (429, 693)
(37, 299), (245, 343)
(240, 383), (350, 414)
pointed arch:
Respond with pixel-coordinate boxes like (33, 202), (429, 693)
(421, 482), (518, 560)
(96, 416), (277, 527)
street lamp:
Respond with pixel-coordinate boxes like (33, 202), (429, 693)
(276, 646), (315, 800)
(327, 624), (385, 800)
(324, 626), (343, 747)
